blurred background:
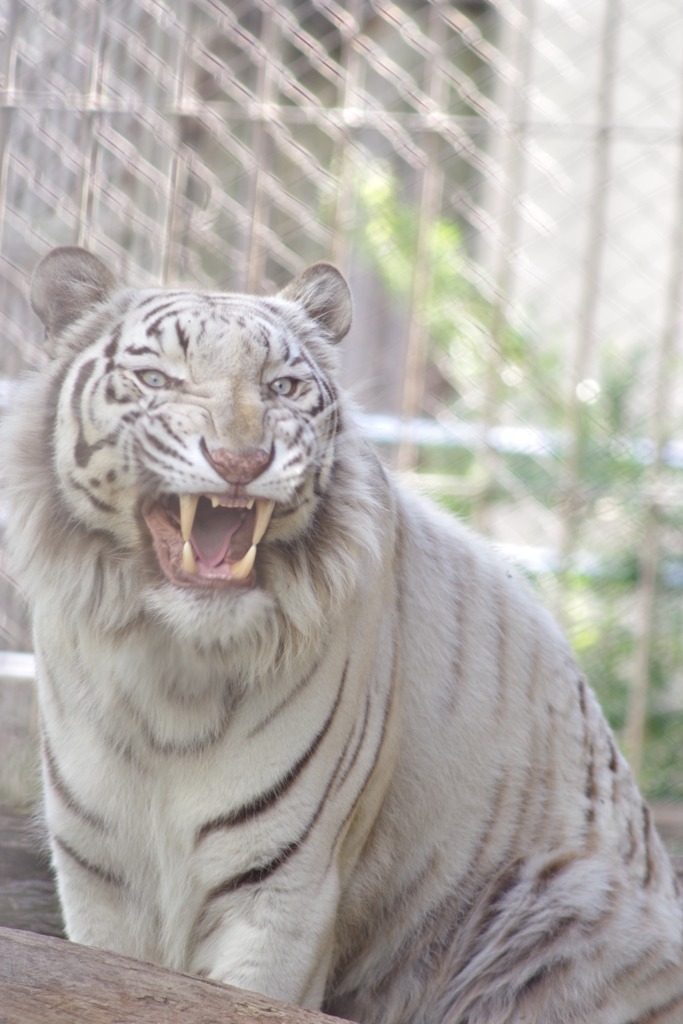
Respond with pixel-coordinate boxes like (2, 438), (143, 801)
(0, 0), (683, 829)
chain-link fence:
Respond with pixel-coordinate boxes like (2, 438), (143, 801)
(1, 0), (683, 799)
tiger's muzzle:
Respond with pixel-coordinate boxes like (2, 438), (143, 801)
(142, 489), (275, 591)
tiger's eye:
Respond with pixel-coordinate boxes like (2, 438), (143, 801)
(139, 370), (168, 388)
(271, 378), (295, 396)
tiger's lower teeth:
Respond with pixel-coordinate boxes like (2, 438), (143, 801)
(183, 538), (255, 580)
(182, 540), (198, 574)
(176, 493), (273, 582)
(231, 545), (256, 581)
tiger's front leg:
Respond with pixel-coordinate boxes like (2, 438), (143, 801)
(189, 848), (342, 1008)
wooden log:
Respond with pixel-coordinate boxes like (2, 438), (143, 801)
(0, 927), (343, 1024)
(0, 807), (64, 937)
(0, 673), (39, 807)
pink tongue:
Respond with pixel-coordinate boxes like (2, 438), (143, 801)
(190, 505), (243, 568)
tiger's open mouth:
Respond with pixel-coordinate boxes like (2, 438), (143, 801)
(142, 493), (275, 590)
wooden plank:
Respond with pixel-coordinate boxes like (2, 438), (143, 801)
(0, 807), (63, 937)
(0, 676), (39, 807)
(0, 927), (342, 1024)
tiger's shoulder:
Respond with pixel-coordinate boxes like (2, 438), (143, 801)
(329, 480), (683, 1023)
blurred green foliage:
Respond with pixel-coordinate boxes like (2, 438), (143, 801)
(355, 165), (683, 802)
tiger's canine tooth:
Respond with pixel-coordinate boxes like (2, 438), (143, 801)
(231, 544), (256, 581)
(211, 497), (220, 508)
(253, 499), (275, 545)
(246, 498), (254, 510)
(182, 540), (198, 574)
(179, 493), (199, 540)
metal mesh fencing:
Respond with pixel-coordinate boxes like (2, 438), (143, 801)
(1, 0), (682, 797)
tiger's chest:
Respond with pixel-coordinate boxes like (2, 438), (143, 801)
(38, 595), (398, 961)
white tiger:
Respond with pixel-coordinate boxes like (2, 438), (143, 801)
(2, 245), (683, 1023)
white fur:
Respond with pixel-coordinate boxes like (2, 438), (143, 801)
(2, 261), (683, 1023)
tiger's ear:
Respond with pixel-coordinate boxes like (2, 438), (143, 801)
(31, 247), (117, 355)
(278, 262), (352, 344)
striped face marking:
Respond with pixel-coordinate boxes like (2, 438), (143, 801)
(56, 289), (340, 590)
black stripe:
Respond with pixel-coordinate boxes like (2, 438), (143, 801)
(625, 991), (683, 1024)
(625, 814), (639, 864)
(319, 376), (336, 410)
(126, 345), (158, 357)
(534, 852), (577, 891)
(314, 408), (338, 493)
(43, 738), (108, 831)
(143, 300), (183, 322)
(175, 320), (190, 355)
(137, 291), (197, 309)
(53, 835), (124, 888)
(105, 379), (132, 405)
(68, 476), (116, 514)
(71, 359), (116, 468)
(71, 358), (96, 414)
(585, 738), (596, 826)
(330, 640), (398, 853)
(308, 394), (325, 419)
(248, 653), (324, 738)
(142, 428), (193, 464)
(578, 677), (588, 718)
(275, 498), (311, 518)
(134, 451), (180, 480)
(335, 691), (370, 791)
(157, 415), (185, 446)
(104, 323), (122, 358)
(290, 348), (317, 378)
(255, 323), (271, 353)
(205, 841), (295, 904)
(608, 736), (619, 774)
(120, 689), (232, 757)
(199, 723), (355, 915)
(292, 422), (305, 444)
(197, 660), (348, 843)
(71, 359), (97, 468)
(577, 677), (597, 828)
(464, 859), (525, 950)
(642, 803), (655, 886)
(279, 451), (305, 472)
(138, 294), (161, 308)
(146, 318), (164, 338)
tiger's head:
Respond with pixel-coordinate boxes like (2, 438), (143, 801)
(21, 247), (367, 640)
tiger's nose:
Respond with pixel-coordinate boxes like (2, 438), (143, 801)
(201, 440), (273, 484)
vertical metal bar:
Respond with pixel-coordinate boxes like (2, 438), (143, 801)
(77, 1), (104, 249)
(331, 0), (363, 276)
(556, 0), (621, 608)
(396, 1), (445, 472)
(245, 9), (276, 294)
(473, 0), (535, 533)
(623, 57), (683, 782)
(0, 0), (20, 262)
(0, 2), (24, 652)
(161, 0), (190, 285)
